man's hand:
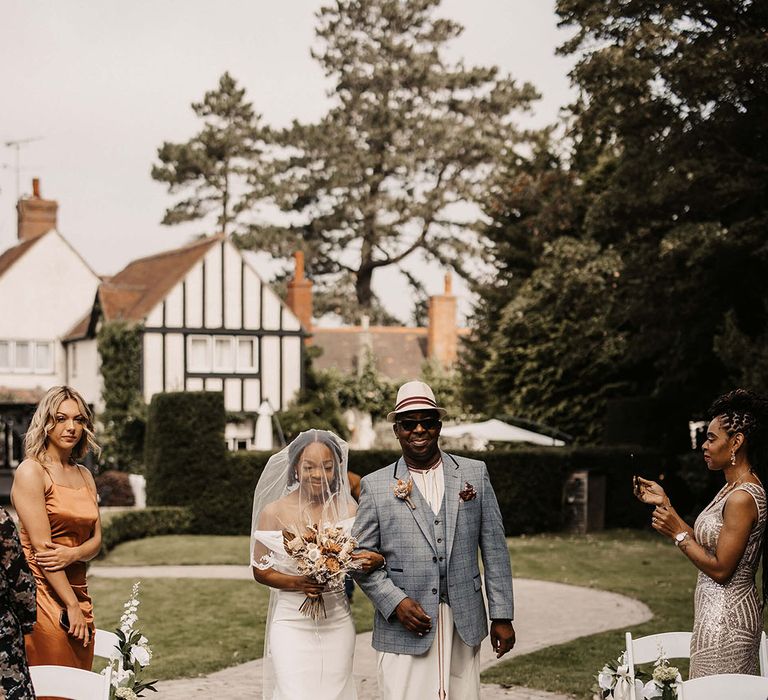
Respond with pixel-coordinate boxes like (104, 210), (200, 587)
(395, 597), (432, 636)
(490, 620), (515, 658)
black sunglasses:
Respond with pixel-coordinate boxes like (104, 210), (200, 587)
(396, 417), (441, 432)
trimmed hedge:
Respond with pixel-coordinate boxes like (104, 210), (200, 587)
(145, 391), (227, 532)
(100, 507), (192, 555)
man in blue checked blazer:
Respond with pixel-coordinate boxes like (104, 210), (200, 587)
(353, 380), (515, 700)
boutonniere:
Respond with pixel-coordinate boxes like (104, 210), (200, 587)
(393, 477), (416, 510)
(459, 481), (477, 502)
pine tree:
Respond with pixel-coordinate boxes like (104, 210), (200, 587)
(152, 72), (264, 235)
(237, 0), (539, 317)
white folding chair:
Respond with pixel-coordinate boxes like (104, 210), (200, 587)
(681, 673), (768, 699)
(30, 665), (111, 700)
(760, 630), (768, 677)
(625, 631), (692, 700)
(93, 628), (121, 662)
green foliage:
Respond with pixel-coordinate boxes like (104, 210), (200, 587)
(152, 72), (264, 235)
(235, 0), (540, 316)
(276, 347), (349, 441)
(97, 321), (146, 472)
(335, 349), (398, 415)
(144, 392), (227, 533)
(99, 507), (192, 556)
(714, 310), (768, 395)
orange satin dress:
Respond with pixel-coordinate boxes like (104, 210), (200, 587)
(20, 467), (98, 676)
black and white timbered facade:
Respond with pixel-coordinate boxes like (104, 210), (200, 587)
(65, 235), (305, 450)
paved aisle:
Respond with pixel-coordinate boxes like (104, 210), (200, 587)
(91, 567), (651, 699)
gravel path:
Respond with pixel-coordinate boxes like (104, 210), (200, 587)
(91, 566), (651, 699)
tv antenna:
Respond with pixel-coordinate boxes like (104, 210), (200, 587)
(4, 137), (43, 200)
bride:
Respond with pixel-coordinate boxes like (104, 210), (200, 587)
(251, 430), (383, 700)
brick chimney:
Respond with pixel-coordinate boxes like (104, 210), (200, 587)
(427, 273), (458, 368)
(17, 178), (58, 241)
(286, 251), (313, 343)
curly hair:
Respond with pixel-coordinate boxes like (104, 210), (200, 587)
(708, 388), (768, 603)
(24, 385), (100, 466)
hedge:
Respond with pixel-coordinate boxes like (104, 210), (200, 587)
(144, 391), (227, 532)
(95, 470), (135, 507)
(100, 507), (192, 556)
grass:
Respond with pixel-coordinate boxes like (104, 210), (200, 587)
(91, 535), (375, 680)
(481, 530), (698, 698)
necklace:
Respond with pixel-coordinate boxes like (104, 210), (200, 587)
(712, 469), (753, 506)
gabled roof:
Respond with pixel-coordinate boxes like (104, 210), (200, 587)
(0, 235), (45, 280)
(101, 234), (223, 323)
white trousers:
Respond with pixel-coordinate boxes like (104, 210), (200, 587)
(377, 603), (480, 700)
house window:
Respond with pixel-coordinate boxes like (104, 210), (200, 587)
(188, 336), (210, 372)
(14, 342), (31, 371)
(237, 338), (259, 372)
(34, 342), (54, 373)
(0, 341), (9, 371)
(213, 337), (234, 371)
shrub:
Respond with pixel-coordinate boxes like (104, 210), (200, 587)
(95, 470), (135, 507)
(145, 391), (227, 532)
(100, 507), (192, 555)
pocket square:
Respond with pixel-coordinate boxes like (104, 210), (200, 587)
(459, 481), (477, 501)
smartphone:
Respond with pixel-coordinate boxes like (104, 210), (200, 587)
(59, 610), (70, 632)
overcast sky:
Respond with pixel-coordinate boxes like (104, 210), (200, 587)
(0, 1), (576, 323)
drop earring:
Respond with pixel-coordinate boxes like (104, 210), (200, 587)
(730, 450), (737, 466)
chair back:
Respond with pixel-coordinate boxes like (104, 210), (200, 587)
(681, 673), (768, 699)
(30, 665), (111, 700)
(760, 630), (768, 677)
(625, 631), (692, 700)
(93, 628), (121, 661)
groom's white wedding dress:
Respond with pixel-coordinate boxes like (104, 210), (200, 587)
(252, 517), (358, 700)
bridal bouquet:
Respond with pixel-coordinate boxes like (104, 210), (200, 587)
(283, 524), (362, 620)
(105, 581), (158, 699)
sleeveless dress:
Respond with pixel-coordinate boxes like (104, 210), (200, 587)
(20, 467), (99, 676)
(0, 506), (37, 699)
(252, 517), (357, 700)
(689, 481), (767, 677)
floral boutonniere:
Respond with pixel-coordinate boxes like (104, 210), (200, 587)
(393, 477), (416, 510)
(459, 481), (477, 502)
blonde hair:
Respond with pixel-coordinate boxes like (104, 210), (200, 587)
(24, 385), (100, 465)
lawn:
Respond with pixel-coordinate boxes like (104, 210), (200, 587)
(91, 535), (374, 680)
(483, 530), (698, 698)
(92, 530), (725, 696)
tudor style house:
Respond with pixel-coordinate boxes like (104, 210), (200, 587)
(0, 181), (305, 477)
(64, 234), (305, 451)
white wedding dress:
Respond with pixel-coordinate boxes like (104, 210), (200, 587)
(252, 517), (358, 700)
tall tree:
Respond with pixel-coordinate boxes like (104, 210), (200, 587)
(236, 0), (539, 317)
(152, 72), (264, 235)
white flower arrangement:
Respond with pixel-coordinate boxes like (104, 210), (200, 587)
(105, 582), (158, 699)
(595, 652), (644, 700)
(594, 649), (680, 700)
(641, 654), (681, 700)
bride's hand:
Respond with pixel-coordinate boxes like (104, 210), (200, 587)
(633, 476), (669, 506)
(289, 575), (325, 596)
(352, 550), (385, 573)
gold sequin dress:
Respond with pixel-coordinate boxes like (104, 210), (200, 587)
(690, 482), (767, 677)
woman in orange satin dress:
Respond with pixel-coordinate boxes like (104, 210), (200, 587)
(11, 385), (102, 679)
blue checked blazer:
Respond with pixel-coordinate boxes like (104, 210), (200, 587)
(353, 451), (514, 654)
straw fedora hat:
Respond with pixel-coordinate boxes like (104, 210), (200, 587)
(386, 380), (448, 422)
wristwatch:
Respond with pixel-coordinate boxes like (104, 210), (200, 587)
(674, 531), (690, 547)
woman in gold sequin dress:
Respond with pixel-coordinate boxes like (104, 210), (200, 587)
(11, 385), (102, 687)
(634, 389), (768, 678)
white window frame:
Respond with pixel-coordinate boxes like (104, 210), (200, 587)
(0, 340), (10, 372)
(236, 337), (259, 373)
(187, 335), (211, 372)
(34, 341), (55, 374)
(213, 336), (235, 372)
(13, 341), (32, 372)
